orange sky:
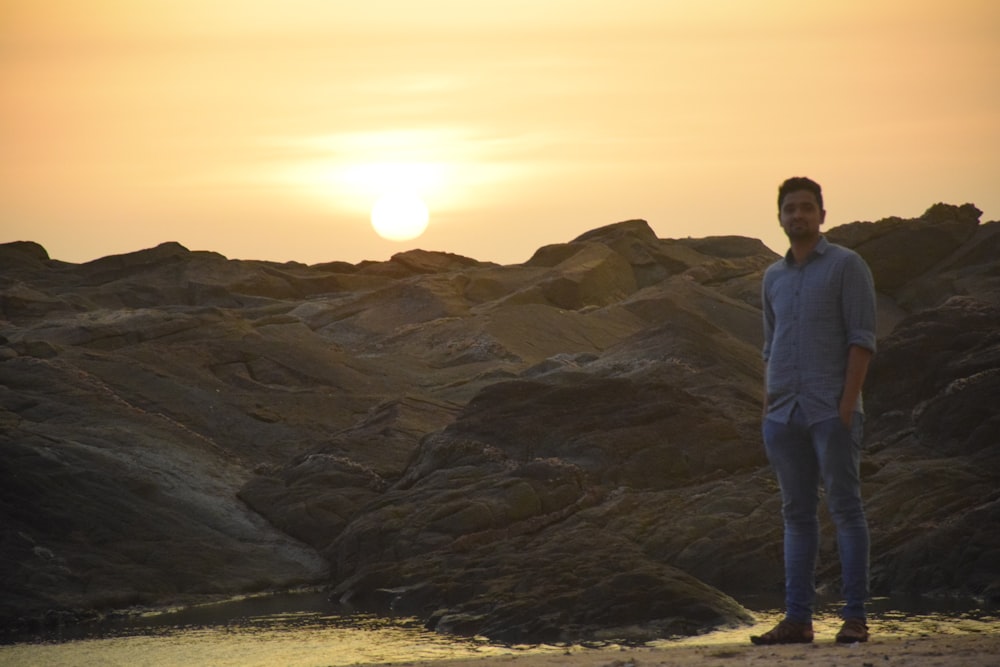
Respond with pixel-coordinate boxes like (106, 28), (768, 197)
(2, 1), (998, 265)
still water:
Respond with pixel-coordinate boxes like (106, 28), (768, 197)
(1, 590), (997, 667)
(0, 590), (564, 667)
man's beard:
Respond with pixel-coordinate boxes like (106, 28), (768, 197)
(784, 225), (817, 241)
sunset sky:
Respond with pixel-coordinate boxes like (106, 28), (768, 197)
(2, 1), (998, 266)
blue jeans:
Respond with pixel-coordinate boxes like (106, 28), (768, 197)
(763, 406), (869, 623)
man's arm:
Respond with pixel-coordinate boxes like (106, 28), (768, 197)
(839, 344), (873, 425)
(762, 362), (768, 418)
(839, 251), (877, 426)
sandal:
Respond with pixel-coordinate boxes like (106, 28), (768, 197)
(750, 619), (814, 645)
(836, 617), (869, 643)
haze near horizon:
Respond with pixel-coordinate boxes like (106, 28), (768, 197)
(2, 1), (998, 265)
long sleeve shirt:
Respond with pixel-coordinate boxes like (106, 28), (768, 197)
(762, 236), (877, 425)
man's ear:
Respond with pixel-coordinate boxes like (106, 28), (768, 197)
(820, 209), (827, 225)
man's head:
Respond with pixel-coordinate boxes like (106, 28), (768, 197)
(778, 176), (823, 212)
(777, 176), (825, 243)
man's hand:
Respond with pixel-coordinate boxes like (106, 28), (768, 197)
(838, 399), (854, 427)
(839, 345), (873, 427)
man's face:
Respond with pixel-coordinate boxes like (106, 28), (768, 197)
(779, 189), (825, 242)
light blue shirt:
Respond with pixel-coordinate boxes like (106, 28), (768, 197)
(762, 236), (877, 425)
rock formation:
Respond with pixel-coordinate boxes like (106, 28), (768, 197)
(1, 203), (997, 641)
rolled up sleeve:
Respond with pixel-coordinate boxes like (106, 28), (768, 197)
(841, 253), (878, 354)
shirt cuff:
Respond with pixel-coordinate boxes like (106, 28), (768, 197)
(847, 329), (877, 353)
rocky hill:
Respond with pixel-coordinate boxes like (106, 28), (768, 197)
(1, 203), (997, 641)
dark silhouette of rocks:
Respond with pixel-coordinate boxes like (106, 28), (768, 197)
(1, 203), (997, 641)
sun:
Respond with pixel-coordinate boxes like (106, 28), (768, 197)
(370, 191), (430, 241)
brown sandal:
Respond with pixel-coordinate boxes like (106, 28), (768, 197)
(836, 618), (869, 643)
(750, 619), (814, 645)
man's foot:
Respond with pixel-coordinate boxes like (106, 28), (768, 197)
(749, 619), (814, 645)
(836, 617), (869, 643)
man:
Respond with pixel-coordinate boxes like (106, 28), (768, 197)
(751, 177), (877, 645)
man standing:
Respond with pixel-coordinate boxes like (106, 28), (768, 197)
(751, 177), (877, 645)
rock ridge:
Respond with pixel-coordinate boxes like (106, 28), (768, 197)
(1, 204), (997, 640)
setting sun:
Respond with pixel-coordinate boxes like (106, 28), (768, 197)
(342, 161), (439, 241)
(371, 191), (430, 241)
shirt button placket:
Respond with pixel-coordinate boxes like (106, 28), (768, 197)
(793, 267), (804, 394)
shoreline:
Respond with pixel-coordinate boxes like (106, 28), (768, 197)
(403, 610), (1000, 667)
(406, 633), (1000, 667)
(1, 603), (997, 667)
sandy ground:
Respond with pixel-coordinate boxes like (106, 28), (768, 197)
(406, 614), (1000, 667)
(1, 605), (996, 667)
(406, 634), (1000, 667)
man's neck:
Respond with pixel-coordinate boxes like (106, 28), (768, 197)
(789, 236), (821, 265)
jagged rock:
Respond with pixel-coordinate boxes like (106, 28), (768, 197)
(826, 203), (982, 296)
(386, 249), (487, 275)
(1, 207), (997, 641)
(676, 235), (774, 259)
(0, 283), (76, 319)
(862, 296), (1000, 599)
(893, 221), (1000, 310)
(537, 243), (637, 310)
(239, 396), (462, 552)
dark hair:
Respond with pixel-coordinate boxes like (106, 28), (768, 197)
(778, 177), (824, 211)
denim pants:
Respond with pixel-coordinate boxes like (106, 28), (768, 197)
(763, 406), (870, 623)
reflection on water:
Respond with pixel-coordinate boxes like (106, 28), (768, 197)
(1, 590), (997, 667)
(0, 592), (564, 667)
(0, 591), (564, 667)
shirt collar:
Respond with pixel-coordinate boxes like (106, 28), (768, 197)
(783, 235), (829, 265)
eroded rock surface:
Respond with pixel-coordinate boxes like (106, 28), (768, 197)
(2, 205), (997, 640)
